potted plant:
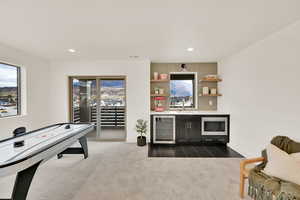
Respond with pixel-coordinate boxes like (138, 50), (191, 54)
(135, 119), (147, 146)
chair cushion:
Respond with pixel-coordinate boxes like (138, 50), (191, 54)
(263, 144), (300, 186)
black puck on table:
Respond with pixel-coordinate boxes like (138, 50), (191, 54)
(13, 127), (26, 137)
(65, 124), (71, 129)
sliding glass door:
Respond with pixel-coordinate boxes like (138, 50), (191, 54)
(70, 77), (126, 141)
(98, 79), (126, 140)
(71, 78), (97, 123)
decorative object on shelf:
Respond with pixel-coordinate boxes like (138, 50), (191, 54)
(153, 72), (159, 80)
(159, 74), (168, 80)
(159, 88), (164, 95)
(154, 88), (159, 94)
(136, 119), (147, 146)
(203, 87), (209, 95)
(201, 74), (222, 82)
(210, 88), (217, 95)
(205, 74), (218, 79)
(180, 64), (187, 72)
(154, 96), (166, 112)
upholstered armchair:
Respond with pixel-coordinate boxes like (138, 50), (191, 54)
(240, 157), (265, 198)
(239, 136), (300, 200)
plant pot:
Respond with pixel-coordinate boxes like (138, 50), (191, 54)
(137, 136), (146, 146)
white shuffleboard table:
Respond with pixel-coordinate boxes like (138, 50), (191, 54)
(0, 123), (94, 200)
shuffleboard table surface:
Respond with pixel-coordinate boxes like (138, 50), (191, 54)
(0, 124), (91, 167)
(0, 123), (93, 200)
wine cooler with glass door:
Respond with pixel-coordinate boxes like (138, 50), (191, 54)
(153, 116), (176, 144)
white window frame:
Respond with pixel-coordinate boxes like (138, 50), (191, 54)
(169, 72), (198, 110)
(0, 61), (24, 119)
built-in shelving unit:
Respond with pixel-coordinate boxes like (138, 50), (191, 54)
(150, 63), (221, 110)
(150, 78), (169, 111)
(199, 77), (222, 97)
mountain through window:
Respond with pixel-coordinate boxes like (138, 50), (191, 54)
(0, 63), (20, 118)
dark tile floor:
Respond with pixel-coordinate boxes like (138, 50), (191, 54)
(148, 144), (244, 158)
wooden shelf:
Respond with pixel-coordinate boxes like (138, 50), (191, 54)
(150, 79), (169, 83)
(200, 78), (222, 82)
(199, 94), (222, 97)
(150, 94), (169, 97)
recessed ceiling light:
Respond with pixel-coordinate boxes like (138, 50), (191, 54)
(187, 48), (194, 52)
(68, 49), (76, 53)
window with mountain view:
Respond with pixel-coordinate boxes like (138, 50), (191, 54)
(0, 63), (20, 118)
(100, 80), (125, 107)
(170, 74), (195, 108)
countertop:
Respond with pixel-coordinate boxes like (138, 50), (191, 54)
(150, 111), (229, 115)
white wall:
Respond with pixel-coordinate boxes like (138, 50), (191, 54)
(219, 20), (300, 157)
(0, 43), (51, 140)
(48, 60), (150, 143)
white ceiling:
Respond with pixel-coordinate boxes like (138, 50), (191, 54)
(0, 0), (300, 62)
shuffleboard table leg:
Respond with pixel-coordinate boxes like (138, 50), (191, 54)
(0, 161), (42, 200)
(56, 136), (88, 159)
(57, 153), (63, 159)
(79, 136), (88, 159)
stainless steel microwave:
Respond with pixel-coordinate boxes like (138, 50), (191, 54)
(201, 117), (228, 136)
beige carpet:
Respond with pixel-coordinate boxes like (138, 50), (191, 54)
(0, 142), (250, 200)
(87, 130), (126, 141)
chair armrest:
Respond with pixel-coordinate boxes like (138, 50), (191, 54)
(240, 157), (265, 177)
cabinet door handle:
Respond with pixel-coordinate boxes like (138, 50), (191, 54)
(186, 122), (191, 129)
